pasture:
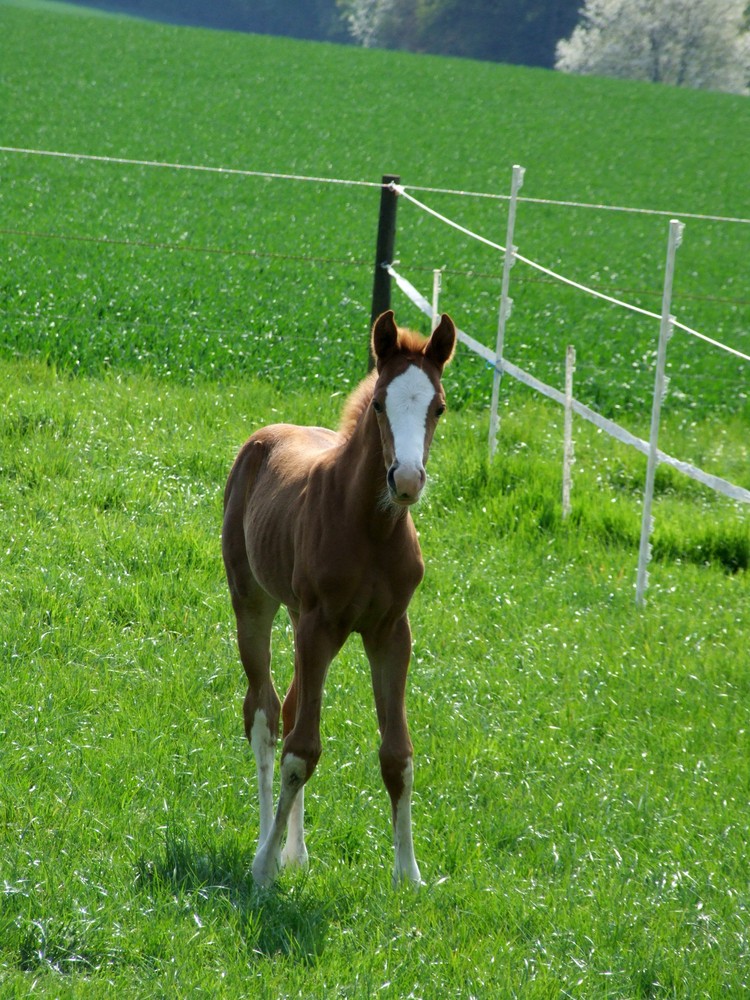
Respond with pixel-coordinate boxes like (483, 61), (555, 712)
(2, 359), (749, 996)
(1, 1), (749, 996)
(2, 0), (749, 422)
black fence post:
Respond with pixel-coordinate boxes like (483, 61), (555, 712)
(368, 174), (400, 369)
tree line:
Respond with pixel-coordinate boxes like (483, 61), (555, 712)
(48, 0), (581, 69)
(54, 0), (749, 92)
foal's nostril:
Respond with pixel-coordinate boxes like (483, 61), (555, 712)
(388, 462), (425, 503)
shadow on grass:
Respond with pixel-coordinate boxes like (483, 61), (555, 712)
(135, 831), (331, 962)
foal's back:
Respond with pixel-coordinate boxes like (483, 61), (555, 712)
(223, 422), (346, 613)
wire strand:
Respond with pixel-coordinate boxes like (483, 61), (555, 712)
(405, 182), (750, 225)
(0, 226), (372, 269)
(0, 145), (384, 189)
(2, 145), (748, 224)
(396, 190), (750, 365)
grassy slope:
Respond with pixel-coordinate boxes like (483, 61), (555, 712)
(1, 0), (748, 424)
(1, 3), (749, 996)
(0, 359), (748, 997)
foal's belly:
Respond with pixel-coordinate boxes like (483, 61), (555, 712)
(248, 508), (422, 632)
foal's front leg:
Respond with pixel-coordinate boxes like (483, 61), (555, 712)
(279, 670), (308, 870)
(363, 615), (422, 887)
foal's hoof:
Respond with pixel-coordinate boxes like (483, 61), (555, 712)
(252, 846), (281, 888)
(392, 864), (423, 889)
(281, 841), (309, 870)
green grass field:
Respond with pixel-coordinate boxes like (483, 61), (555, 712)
(1, 1), (749, 996)
(2, 0), (749, 421)
(1, 359), (749, 996)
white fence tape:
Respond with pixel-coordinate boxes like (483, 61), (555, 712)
(395, 186), (750, 365)
(3, 145), (746, 506)
(387, 265), (750, 505)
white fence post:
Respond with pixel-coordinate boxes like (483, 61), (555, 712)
(562, 344), (576, 519)
(635, 219), (685, 606)
(488, 164), (525, 458)
(431, 268), (442, 330)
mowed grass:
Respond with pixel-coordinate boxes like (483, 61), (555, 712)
(1, 357), (749, 996)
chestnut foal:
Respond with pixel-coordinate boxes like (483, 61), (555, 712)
(222, 310), (456, 886)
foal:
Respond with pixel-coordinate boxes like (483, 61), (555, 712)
(222, 310), (456, 886)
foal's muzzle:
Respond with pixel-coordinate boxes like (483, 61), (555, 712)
(387, 462), (426, 506)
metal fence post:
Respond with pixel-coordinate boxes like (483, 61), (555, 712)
(369, 173), (400, 369)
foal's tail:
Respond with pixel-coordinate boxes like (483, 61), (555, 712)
(222, 434), (272, 609)
(223, 434), (267, 513)
(222, 435), (270, 588)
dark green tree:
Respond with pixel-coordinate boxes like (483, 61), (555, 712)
(51, 0), (580, 67)
(338, 0), (580, 67)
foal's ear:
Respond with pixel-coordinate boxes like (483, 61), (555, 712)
(371, 310), (399, 368)
(425, 314), (456, 370)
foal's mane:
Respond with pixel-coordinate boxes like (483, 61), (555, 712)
(338, 370), (378, 440)
(338, 328), (430, 440)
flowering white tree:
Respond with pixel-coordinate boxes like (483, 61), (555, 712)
(336, 0), (397, 47)
(555, 0), (750, 94)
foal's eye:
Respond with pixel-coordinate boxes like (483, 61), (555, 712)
(435, 405), (446, 417)
(373, 400), (384, 414)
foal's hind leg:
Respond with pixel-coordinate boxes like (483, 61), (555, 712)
(252, 611), (345, 886)
(276, 610), (308, 870)
(363, 615), (422, 887)
(237, 594), (281, 849)
(224, 547), (281, 850)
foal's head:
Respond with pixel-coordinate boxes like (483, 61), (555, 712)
(370, 310), (456, 507)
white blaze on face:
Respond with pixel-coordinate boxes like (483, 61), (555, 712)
(385, 366), (434, 472)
